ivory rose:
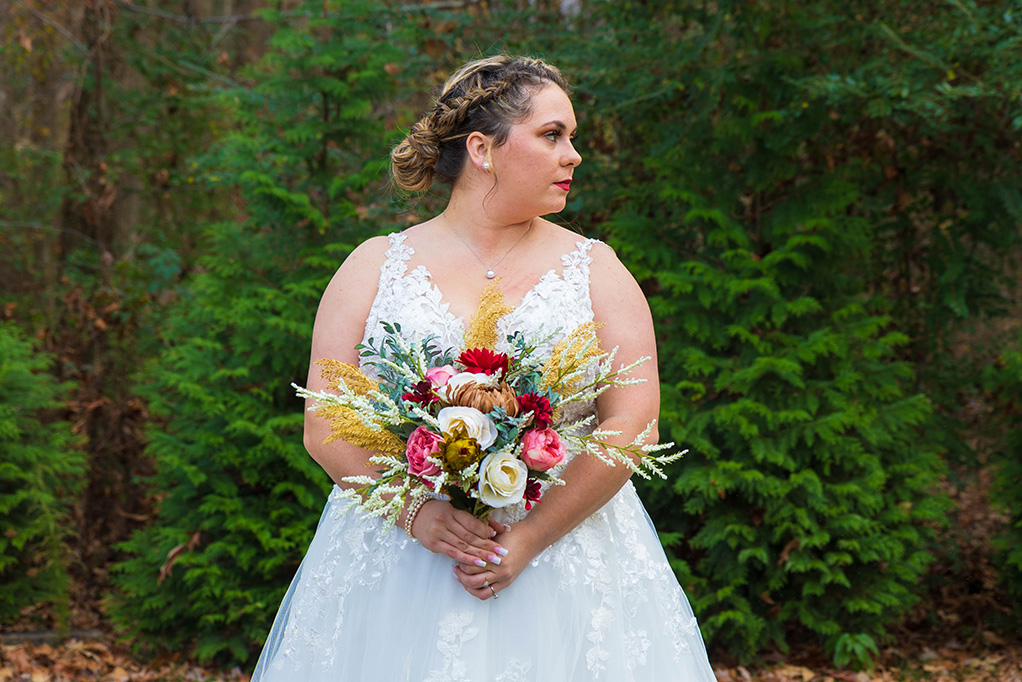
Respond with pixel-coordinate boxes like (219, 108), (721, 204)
(521, 428), (566, 471)
(477, 451), (528, 508)
(425, 364), (457, 388)
(405, 427), (443, 482)
(437, 406), (498, 450)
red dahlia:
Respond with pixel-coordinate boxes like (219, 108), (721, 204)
(518, 393), (553, 429)
(458, 348), (510, 376)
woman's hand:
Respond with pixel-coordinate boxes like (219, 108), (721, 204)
(411, 500), (509, 567)
(452, 526), (538, 600)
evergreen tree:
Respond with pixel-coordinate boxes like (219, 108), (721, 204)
(987, 339), (1022, 618)
(0, 321), (84, 625)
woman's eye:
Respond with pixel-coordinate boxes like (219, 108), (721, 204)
(544, 130), (561, 141)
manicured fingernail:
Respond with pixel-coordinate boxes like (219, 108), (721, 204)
(490, 528), (496, 537)
(494, 546), (508, 557)
(488, 554), (502, 565)
(474, 559), (487, 568)
(503, 524), (512, 532)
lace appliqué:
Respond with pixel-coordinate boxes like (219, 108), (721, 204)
(361, 233), (465, 361)
(424, 611), (478, 682)
(424, 611), (533, 682)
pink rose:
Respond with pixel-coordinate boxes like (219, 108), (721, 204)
(406, 427), (443, 483)
(520, 428), (566, 472)
(425, 364), (457, 388)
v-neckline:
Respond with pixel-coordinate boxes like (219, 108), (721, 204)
(408, 263), (562, 326)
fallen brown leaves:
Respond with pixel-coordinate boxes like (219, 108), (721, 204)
(0, 638), (250, 682)
(1, 633), (1019, 682)
(712, 645), (1022, 682)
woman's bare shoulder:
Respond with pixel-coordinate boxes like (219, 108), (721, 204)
(535, 219), (598, 251)
(338, 234), (392, 275)
(317, 234), (393, 312)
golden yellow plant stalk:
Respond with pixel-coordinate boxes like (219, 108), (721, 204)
(312, 359), (406, 455)
(316, 358), (378, 394)
(464, 279), (514, 351)
(540, 321), (604, 392)
(317, 404), (407, 455)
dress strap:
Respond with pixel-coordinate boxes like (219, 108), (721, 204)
(378, 232), (414, 285)
(561, 238), (600, 289)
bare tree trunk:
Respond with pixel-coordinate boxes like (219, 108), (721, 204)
(61, 0), (116, 263)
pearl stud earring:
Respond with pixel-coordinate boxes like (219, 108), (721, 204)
(482, 161), (490, 171)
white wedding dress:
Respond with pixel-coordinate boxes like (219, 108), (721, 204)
(251, 233), (717, 682)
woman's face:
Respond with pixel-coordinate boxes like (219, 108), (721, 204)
(487, 84), (582, 219)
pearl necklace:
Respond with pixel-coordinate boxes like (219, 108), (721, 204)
(441, 212), (533, 279)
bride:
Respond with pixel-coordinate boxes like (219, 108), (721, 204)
(252, 55), (717, 681)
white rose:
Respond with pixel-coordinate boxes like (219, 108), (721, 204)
(477, 451), (528, 508)
(437, 406), (498, 450)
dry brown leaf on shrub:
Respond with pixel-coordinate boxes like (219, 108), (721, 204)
(158, 530), (201, 584)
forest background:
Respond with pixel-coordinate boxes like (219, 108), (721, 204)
(2, 0), (1021, 677)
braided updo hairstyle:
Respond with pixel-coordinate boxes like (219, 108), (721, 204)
(390, 55), (571, 192)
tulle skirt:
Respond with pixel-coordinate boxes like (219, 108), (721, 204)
(251, 481), (716, 682)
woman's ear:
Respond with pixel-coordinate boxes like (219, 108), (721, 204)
(465, 131), (493, 173)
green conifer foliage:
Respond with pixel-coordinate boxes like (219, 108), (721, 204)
(108, 1), (407, 664)
(987, 341), (1022, 614)
(0, 322), (84, 624)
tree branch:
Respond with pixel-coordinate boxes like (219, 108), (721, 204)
(25, 7), (88, 55)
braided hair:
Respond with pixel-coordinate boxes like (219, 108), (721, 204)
(390, 55), (571, 191)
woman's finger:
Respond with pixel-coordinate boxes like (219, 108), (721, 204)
(453, 565), (492, 590)
(445, 523), (507, 565)
(452, 509), (498, 542)
(486, 517), (512, 535)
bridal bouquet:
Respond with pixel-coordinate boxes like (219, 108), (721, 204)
(294, 282), (683, 529)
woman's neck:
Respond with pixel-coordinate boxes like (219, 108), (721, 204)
(443, 192), (536, 251)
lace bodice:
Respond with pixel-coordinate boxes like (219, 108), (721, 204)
(360, 232), (599, 360)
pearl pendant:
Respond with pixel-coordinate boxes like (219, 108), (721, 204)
(486, 269), (496, 279)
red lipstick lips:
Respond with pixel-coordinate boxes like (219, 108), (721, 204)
(555, 179), (572, 191)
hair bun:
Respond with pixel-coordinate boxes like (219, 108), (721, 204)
(390, 120), (441, 192)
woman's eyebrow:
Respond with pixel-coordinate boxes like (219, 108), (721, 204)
(538, 120), (578, 133)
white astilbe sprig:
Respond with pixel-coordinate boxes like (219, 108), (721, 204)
(565, 419), (686, 480)
(406, 402), (441, 430)
(562, 349), (653, 401)
(292, 383), (403, 430)
(371, 354), (426, 386)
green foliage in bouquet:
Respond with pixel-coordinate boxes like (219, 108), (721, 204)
(0, 322), (84, 625)
(986, 339), (1022, 615)
(551, 0), (966, 664)
(108, 0), (414, 664)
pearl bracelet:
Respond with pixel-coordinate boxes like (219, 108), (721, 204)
(403, 496), (429, 539)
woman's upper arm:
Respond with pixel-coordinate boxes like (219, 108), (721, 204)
(588, 241), (661, 431)
(302, 235), (391, 482)
(306, 236), (390, 391)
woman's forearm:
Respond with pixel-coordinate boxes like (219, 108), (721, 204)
(513, 414), (659, 557)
